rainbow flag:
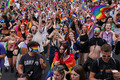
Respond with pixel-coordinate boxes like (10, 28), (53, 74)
(0, 6), (4, 11)
(82, 0), (85, 10)
(62, 17), (67, 22)
(69, 15), (73, 20)
(91, 5), (113, 19)
(46, 52), (76, 80)
(11, 0), (14, 2)
(37, 5), (40, 10)
(10, 18), (15, 24)
(6, 0), (14, 8)
(6, 0), (11, 7)
(64, 30), (68, 35)
(31, 46), (38, 52)
(79, 16), (83, 20)
(92, 0), (99, 3)
(70, 0), (75, 2)
(25, 8), (29, 12)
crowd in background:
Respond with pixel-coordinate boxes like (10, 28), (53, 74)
(0, 0), (120, 80)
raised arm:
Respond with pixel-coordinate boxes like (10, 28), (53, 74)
(113, 7), (117, 22)
(74, 19), (81, 34)
(38, 10), (43, 33)
(87, 19), (97, 37)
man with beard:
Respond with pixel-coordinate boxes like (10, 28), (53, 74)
(82, 27), (107, 72)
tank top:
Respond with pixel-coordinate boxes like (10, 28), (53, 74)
(80, 33), (88, 42)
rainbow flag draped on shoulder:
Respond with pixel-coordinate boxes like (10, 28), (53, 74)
(46, 52), (76, 80)
(91, 5), (114, 19)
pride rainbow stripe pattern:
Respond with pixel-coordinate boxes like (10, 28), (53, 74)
(70, 0), (75, 2)
(6, 0), (14, 8)
(31, 46), (38, 52)
(92, 0), (99, 3)
(91, 5), (113, 19)
(37, 5), (40, 10)
(82, 0), (85, 10)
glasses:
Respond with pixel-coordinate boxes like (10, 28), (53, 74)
(102, 55), (111, 58)
(54, 65), (64, 71)
(94, 29), (100, 31)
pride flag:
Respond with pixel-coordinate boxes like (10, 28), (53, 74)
(46, 52), (76, 80)
(6, 0), (14, 8)
(79, 16), (83, 20)
(31, 46), (38, 52)
(6, 0), (11, 7)
(62, 17), (67, 22)
(0, 6), (4, 11)
(92, 0), (99, 3)
(70, 0), (75, 2)
(82, 0), (85, 10)
(64, 30), (68, 35)
(10, 19), (15, 24)
(37, 5), (40, 10)
(91, 5), (113, 19)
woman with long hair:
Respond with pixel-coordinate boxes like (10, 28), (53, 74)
(17, 24), (29, 40)
(1, 29), (20, 73)
(65, 30), (81, 64)
(75, 18), (95, 65)
(71, 65), (86, 80)
(43, 29), (64, 67)
(47, 65), (66, 80)
(46, 43), (76, 80)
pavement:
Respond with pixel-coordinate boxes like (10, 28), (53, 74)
(1, 53), (120, 80)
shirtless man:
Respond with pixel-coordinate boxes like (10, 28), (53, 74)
(83, 27), (107, 72)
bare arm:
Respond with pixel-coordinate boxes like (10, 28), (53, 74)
(18, 64), (23, 74)
(113, 7), (117, 22)
(87, 19), (97, 37)
(89, 72), (98, 80)
(0, 54), (5, 59)
(38, 10), (43, 33)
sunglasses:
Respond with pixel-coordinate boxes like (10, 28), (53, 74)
(54, 65), (64, 71)
(102, 55), (111, 58)
(94, 29), (100, 31)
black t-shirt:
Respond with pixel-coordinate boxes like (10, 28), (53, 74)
(19, 53), (45, 80)
(96, 20), (106, 26)
(90, 57), (120, 79)
(82, 37), (107, 50)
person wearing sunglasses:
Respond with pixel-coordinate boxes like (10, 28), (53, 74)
(89, 44), (120, 80)
(0, 29), (21, 73)
(47, 65), (66, 80)
(82, 27), (107, 73)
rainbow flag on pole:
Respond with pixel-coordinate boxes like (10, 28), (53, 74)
(92, 0), (99, 3)
(91, 5), (113, 19)
(82, 0), (85, 10)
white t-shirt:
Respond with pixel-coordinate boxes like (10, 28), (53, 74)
(32, 30), (44, 52)
(15, 3), (20, 9)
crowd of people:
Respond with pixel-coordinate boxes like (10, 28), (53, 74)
(0, 0), (120, 80)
